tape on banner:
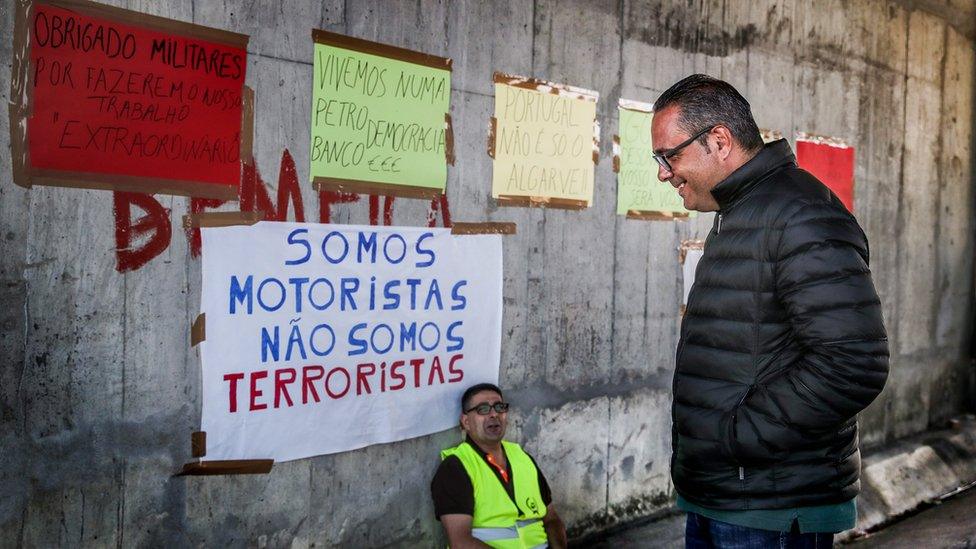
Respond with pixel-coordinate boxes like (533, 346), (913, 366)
(612, 136), (620, 173)
(618, 98), (654, 113)
(760, 128), (784, 144)
(678, 239), (705, 264)
(9, 0), (33, 188)
(27, 171), (240, 200)
(627, 210), (690, 221)
(182, 211), (261, 229)
(51, 0), (248, 47)
(592, 119), (601, 165)
(191, 313), (206, 346)
(175, 459), (274, 476)
(451, 222), (517, 235)
(444, 113), (456, 166)
(495, 195), (588, 210)
(240, 86), (255, 162)
(492, 71), (599, 102)
(794, 131), (850, 148)
(191, 431), (206, 457)
(487, 117), (497, 159)
(313, 177), (442, 200)
(312, 28), (452, 71)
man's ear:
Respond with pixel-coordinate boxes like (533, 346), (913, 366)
(714, 125), (734, 161)
(459, 413), (469, 432)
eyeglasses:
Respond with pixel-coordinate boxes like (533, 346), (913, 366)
(464, 402), (510, 415)
(652, 125), (715, 173)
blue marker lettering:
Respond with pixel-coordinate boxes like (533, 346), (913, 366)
(348, 323), (368, 356)
(261, 325), (279, 362)
(357, 232), (378, 263)
(229, 275), (253, 314)
(322, 231), (349, 264)
(446, 321), (464, 352)
(340, 278), (360, 310)
(286, 228), (311, 265)
(383, 233), (407, 264)
(451, 280), (468, 311)
(415, 232), (435, 267)
(257, 277), (286, 312)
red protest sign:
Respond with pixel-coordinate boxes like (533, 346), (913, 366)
(10, 0), (249, 199)
(796, 137), (855, 213)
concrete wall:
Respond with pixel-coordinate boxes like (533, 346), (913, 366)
(1, 0), (974, 546)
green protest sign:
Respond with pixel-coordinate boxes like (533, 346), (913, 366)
(616, 103), (693, 218)
(310, 31), (452, 198)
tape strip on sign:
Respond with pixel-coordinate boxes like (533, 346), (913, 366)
(494, 195), (588, 210)
(487, 117), (497, 159)
(240, 86), (255, 162)
(191, 431), (207, 457)
(311, 28), (451, 71)
(612, 135), (620, 173)
(627, 210), (690, 221)
(445, 114), (456, 166)
(174, 459), (274, 476)
(191, 313), (206, 346)
(451, 222), (517, 235)
(182, 211), (262, 229)
(312, 177), (443, 200)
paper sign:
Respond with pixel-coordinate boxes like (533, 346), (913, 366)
(796, 135), (855, 213)
(680, 240), (705, 315)
(11, 0), (248, 198)
(199, 222), (502, 461)
(491, 75), (598, 208)
(309, 30), (451, 199)
(615, 102), (692, 218)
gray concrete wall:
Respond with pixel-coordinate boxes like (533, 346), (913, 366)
(1, 0), (974, 546)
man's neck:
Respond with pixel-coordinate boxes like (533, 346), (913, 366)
(470, 438), (506, 465)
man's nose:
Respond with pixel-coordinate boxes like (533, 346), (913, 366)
(657, 162), (673, 182)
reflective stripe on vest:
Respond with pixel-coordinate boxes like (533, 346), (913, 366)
(471, 519), (544, 542)
(440, 441), (549, 549)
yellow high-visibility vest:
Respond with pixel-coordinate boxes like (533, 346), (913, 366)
(440, 441), (549, 549)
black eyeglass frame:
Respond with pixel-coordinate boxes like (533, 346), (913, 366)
(652, 125), (716, 173)
(464, 402), (510, 415)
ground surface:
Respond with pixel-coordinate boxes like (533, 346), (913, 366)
(583, 487), (976, 548)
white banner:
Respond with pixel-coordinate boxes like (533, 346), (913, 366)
(199, 222), (502, 462)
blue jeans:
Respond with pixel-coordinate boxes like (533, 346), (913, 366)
(685, 513), (833, 549)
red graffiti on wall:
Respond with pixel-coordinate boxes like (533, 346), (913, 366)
(241, 151), (305, 222)
(113, 149), (452, 272)
(113, 191), (172, 272)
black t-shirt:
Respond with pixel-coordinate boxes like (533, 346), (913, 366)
(430, 439), (552, 519)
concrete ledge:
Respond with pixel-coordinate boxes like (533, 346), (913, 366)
(843, 415), (976, 541)
(583, 415), (976, 547)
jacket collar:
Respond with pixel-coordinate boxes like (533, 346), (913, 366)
(709, 138), (796, 211)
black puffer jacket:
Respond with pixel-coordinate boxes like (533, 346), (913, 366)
(671, 139), (889, 510)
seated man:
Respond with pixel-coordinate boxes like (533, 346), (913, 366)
(431, 383), (567, 549)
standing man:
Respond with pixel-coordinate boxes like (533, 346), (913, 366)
(653, 75), (889, 547)
(431, 383), (567, 549)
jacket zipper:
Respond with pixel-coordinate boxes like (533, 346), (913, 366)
(717, 213), (723, 234)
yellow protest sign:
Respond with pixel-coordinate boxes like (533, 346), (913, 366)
(490, 73), (598, 209)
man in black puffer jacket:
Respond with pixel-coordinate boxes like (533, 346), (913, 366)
(652, 75), (889, 548)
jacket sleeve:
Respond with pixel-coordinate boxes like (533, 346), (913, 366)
(731, 201), (889, 461)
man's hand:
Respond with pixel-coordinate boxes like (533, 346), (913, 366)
(543, 504), (568, 549)
(440, 514), (492, 549)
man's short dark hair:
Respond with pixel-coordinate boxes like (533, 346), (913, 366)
(461, 383), (503, 412)
(653, 74), (764, 153)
